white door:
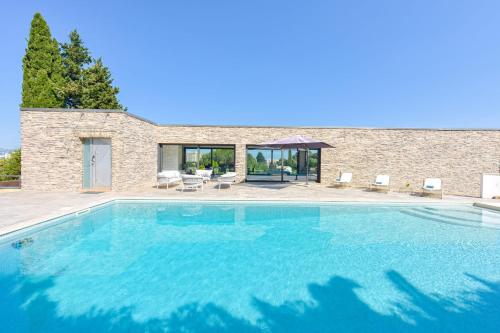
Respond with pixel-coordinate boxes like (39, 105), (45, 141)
(83, 138), (111, 190)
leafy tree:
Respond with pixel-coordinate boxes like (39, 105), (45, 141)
(309, 151), (318, 168)
(213, 149), (234, 163)
(200, 153), (211, 168)
(22, 13), (65, 107)
(80, 58), (123, 109)
(256, 152), (266, 164)
(60, 30), (92, 108)
(0, 149), (21, 180)
(283, 149), (297, 168)
(213, 148), (234, 171)
(287, 150), (293, 166)
(247, 154), (257, 172)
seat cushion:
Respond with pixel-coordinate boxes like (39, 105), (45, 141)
(195, 170), (213, 178)
(158, 170), (181, 178)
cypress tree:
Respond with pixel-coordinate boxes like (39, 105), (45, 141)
(21, 13), (65, 108)
(81, 58), (123, 109)
(61, 30), (92, 108)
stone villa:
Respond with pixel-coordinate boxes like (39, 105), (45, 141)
(20, 108), (500, 197)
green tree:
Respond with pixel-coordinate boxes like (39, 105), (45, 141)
(254, 151), (269, 172)
(287, 150), (293, 166)
(212, 149), (232, 163)
(247, 153), (257, 172)
(256, 152), (266, 164)
(22, 13), (65, 108)
(213, 148), (234, 171)
(309, 151), (318, 168)
(0, 149), (21, 180)
(80, 58), (123, 109)
(60, 30), (92, 108)
(200, 153), (211, 168)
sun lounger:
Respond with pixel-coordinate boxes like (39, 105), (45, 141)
(370, 175), (390, 192)
(334, 172), (352, 187)
(422, 178), (443, 199)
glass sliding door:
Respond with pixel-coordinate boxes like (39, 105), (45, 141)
(183, 147), (199, 173)
(246, 147), (284, 181)
(183, 146), (235, 175)
(294, 149), (319, 182)
(246, 146), (320, 182)
(159, 144), (235, 176)
(159, 144), (183, 172)
(308, 149), (319, 181)
(198, 148), (212, 169)
(212, 148), (235, 175)
(284, 148), (298, 179)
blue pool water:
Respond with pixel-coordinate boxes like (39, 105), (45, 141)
(1, 200), (500, 332)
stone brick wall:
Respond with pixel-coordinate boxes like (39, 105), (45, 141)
(21, 109), (156, 191)
(21, 109), (500, 196)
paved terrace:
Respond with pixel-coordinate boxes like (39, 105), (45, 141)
(1, 182), (499, 236)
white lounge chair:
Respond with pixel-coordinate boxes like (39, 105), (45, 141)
(217, 172), (237, 190)
(195, 169), (213, 183)
(157, 170), (182, 189)
(280, 166), (293, 175)
(370, 175), (390, 192)
(422, 178), (443, 199)
(181, 175), (204, 192)
(334, 172), (352, 187)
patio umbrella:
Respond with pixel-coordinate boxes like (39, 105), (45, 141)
(258, 135), (334, 184)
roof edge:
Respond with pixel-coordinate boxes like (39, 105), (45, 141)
(20, 107), (157, 125)
(20, 107), (125, 112)
(20, 107), (500, 131)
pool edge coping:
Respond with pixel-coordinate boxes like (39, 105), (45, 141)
(473, 202), (500, 213)
(1, 196), (493, 237)
(0, 198), (116, 237)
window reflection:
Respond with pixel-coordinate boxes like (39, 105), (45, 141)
(159, 144), (235, 176)
(246, 146), (319, 182)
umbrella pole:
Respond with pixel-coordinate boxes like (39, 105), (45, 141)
(281, 148), (284, 182)
(295, 148), (300, 181)
(306, 148), (309, 185)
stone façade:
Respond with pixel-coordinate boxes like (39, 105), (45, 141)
(20, 108), (500, 197)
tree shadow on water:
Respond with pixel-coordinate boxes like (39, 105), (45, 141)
(1, 270), (499, 332)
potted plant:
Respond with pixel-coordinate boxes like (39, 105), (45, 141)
(212, 161), (220, 175)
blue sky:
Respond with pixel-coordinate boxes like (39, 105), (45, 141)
(1, 0), (500, 148)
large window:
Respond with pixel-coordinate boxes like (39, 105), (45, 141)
(183, 146), (235, 175)
(246, 146), (320, 182)
(159, 144), (235, 176)
(212, 148), (236, 174)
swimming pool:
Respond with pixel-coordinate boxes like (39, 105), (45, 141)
(1, 200), (500, 332)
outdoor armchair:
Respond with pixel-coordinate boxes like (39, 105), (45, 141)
(157, 170), (182, 189)
(217, 172), (237, 190)
(195, 169), (213, 183)
(181, 175), (204, 192)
